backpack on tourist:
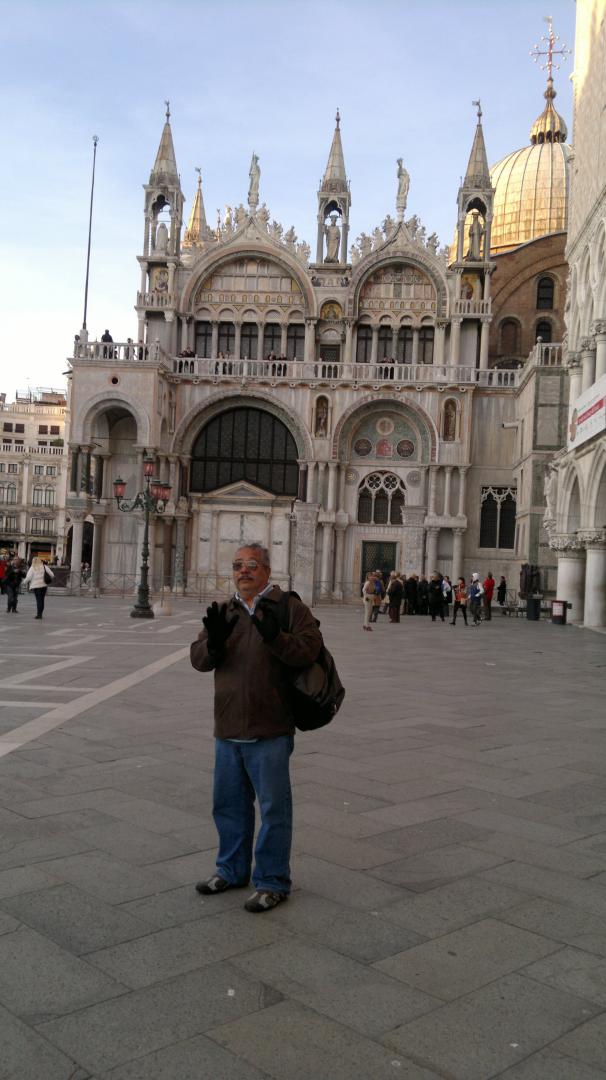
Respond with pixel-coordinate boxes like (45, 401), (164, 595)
(277, 591), (345, 731)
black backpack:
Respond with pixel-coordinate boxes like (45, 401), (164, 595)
(277, 591), (345, 731)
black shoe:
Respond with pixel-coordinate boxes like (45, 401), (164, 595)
(34, 615), (42, 620)
(244, 890), (288, 913)
(195, 874), (248, 895)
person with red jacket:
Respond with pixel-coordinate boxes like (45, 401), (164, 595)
(483, 571), (495, 621)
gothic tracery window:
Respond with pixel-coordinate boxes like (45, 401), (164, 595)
(479, 486), (516, 548)
(357, 472), (406, 525)
(190, 407), (299, 496)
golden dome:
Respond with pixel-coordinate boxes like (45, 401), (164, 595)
(453, 78), (570, 258)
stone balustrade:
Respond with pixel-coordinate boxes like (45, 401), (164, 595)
(453, 298), (492, 316)
(170, 355), (519, 388)
(0, 444), (64, 456)
(72, 340), (167, 363)
(136, 291), (178, 309)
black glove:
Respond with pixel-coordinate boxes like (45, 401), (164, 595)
(202, 602), (238, 655)
(251, 601), (281, 643)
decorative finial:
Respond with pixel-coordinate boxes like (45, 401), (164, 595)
(164, 99), (170, 121)
(472, 99), (482, 120)
(530, 16), (570, 81)
(195, 166), (201, 186)
(335, 108), (340, 128)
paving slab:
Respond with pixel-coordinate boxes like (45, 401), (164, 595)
(377, 876), (533, 937)
(549, 1013), (606, 1072)
(495, 1047), (606, 1077)
(522, 945), (606, 1006)
(100, 1033), (271, 1079)
(0, 1001), (90, 1080)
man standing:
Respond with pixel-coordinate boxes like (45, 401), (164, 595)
(190, 543), (322, 913)
(468, 572), (484, 626)
(483, 571), (495, 621)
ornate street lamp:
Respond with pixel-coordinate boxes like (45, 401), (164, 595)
(113, 452), (171, 618)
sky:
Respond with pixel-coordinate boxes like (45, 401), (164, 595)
(2, 0), (577, 394)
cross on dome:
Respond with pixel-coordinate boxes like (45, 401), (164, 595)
(530, 16), (570, 80)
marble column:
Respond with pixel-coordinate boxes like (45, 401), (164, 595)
(449, 318), (462, 367)
(580, 336), (596, 393)
(304, 319), (316, 365)
(443, 466), (453, 517)
(316, 462), (327, 509)
(390, 326), (398, 359)
(293, 501), (319, 604)
(257, 322), (265, 361)
(457, 466), (468, 517)
(306, 461), (317, 503)
(90, 515), (104, 588)
(234, 321), (242, 360)
(332, 520), (347, 600)
(479, 317), (490, 369)
(327, 462), (338, 511)
(567, 354), (583, 415)
(211, 321), (219, 360)
(434, 321), (446, 366)
(582, 537), (606, 628)
(280, 324), (288, 355)
(554, 541), (586, 624)
(427, 466), (438, 516)
(425, 526), (440, 577)
(173, 515), (186, 591)
(370, 326), (379, 366)
(69, 444), (79, 496)
(320, 522), (333, 595)
(452, 527), (465, 581)
(344, 320), (353, 367)
(592, 322), (606, 382)
(411, 328), (420, 365)
(70, 513), (85, 580)
(209, 509), (219, 586)
(180, 318), (189, 352)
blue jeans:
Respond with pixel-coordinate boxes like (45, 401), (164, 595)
(213, 735), (294, 894)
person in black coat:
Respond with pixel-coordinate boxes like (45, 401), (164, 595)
(4, 557), (25, 613)
(405, 574), (417, 615)
(417, 576), (429, 615)
(387, 573), (404, 623)
(428, 572), (445, 622)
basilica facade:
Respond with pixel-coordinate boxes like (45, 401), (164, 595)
(65, 78), (576, 608)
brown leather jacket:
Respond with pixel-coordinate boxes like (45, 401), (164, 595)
(190, 586), (323, 739)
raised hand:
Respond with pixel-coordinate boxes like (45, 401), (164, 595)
(250, 601), (281, 643)
(202, 602), (238, 653)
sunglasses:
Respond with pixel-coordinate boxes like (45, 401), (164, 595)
(232, 560), (266, 571)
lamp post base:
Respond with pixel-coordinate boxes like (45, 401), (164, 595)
(130, 603), (154, 619)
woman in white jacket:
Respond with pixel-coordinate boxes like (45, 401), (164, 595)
(24, 557), (53, 619)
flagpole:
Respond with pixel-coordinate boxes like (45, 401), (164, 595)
(82, 135), (99, 333)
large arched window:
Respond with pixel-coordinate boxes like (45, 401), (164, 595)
(536, 276), (554, 310)
(536, 320), (552, 343)
(479, 486), (516, 548)
(419, 326), (435, 364)
(357, 472), (406, 525)
(263, 324), (281, 356)
(398, 326), (413, 363)
(287, 324), (305, 360)
(356, 325), (372, 363)
(240, 323), (258, 359)
(378, 326), (392, 359)
(499, 319), (520, 356)
(190, 407), (299, 495)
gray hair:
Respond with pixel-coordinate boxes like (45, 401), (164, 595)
(235, 542), (271, 567)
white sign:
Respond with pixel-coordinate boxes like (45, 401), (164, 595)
(568, 373), (606, 449)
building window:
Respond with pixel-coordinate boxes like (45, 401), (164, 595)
(50, 425), (60, 436)
(442, 399), (457, 441)
(7, 463), (18, 473)
(0, 484), (17, 504)
(240, 322), (258, 360)
(536, 276), (554, 310)
(499, 319), (520, 356)
(479, 486), (516, 548)
(536, 320), (552, 343)
(31, 517), (54, 535)
(15, 424), (24, 433)
(378, 326), (393, 360)
(195, 321), (212, 358)
(190, 407), (299, 496)
(34, 465), (44, 475)
(263, 323), (281, 356)
(356, 326), (373, 363)
(33, 488), (54, 507)
(38, 425), (48, 435)
(14, 440), (23, 446)
(419, 326), (435, 364)
(5, 515), (17, 531)
(38, 441), (47, 447)
(397, 326), (413, 363)
(357, 472), (406, 525)
(46, 466), (57, 476)
(287, 323), (305, 360)
(33, 487), (44, 506)
(0, 463), (4, 471)
(218, 321), (235, 356)
(2, 423), (13, 432)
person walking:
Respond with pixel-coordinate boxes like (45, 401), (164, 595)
(387, 572), (404, 623)
(497, 575), (507, 611)
(190, 543), (322, 913)
(468, 572), (484, 625)
(362, 572), (376, 631)
(428, 571), (445, 622)
(442, 575), (453, 619)
(4, 557), (25, 614)
(370, 569), (384, 623)
(24, 556), (53, 619)
(483, 571), (495, 621)
(451, 577), (468, 625)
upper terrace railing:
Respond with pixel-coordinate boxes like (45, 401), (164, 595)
(0, 444), (64, 456)
(453, 298), (492, 316)
(528, 341), (564, 366)
(170, 356), (520, 387)
(71, 340), (521, 387)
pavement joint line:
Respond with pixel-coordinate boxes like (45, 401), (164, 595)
(0, 656), (93, 688)
(0, 684), (98, 692)
(0, 701), (71, 709)
(0, 645), (190, 758)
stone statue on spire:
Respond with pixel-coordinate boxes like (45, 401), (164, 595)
(248, 152), (260, 211)
(396, 159), (410, 220)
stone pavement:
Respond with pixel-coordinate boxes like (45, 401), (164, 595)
(0, 592), (605, 1079)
